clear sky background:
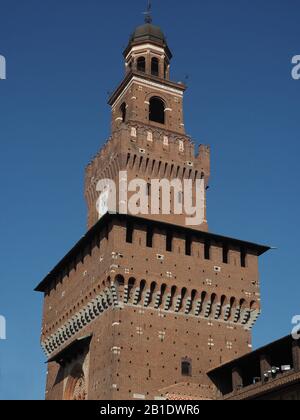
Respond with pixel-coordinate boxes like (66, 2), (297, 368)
(0, 0), (299, 400)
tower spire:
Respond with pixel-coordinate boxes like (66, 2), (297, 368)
(144, 0), (152, 24)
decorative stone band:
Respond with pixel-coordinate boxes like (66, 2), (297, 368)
(41, 288), (114, 357)
(42, 285), (260, 358)
(111, 76), (184, 110)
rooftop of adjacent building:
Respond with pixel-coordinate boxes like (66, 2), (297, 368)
(208, 334), (300, 399)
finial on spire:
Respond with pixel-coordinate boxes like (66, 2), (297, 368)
(144, 0), (153, 24)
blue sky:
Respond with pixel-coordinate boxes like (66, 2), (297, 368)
(0, 0), (299, 400)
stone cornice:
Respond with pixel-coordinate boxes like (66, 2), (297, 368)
(108, 71), (186, 107)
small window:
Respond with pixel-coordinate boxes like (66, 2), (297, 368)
(181, 359), (192, 377)
(179, 140), (184, 152)
(166, 231), (173, 252)
(137, 57), (146, 73)
(151, 57), (159, 77)
(120, 102), (127, 123)
(185, 236), (192, 256)
(126, 222), (133, 244)
(146, 226), (153, 248)
(149, 97), (165, 124)
(223, 245), (229, 264)
(241, 248), (247, 268)
(204, 240), (211, 260)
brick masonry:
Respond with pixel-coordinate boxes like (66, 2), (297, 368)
(36, 20), (269, 400)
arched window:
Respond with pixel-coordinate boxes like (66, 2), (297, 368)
(151, 57), (159, 77)
(181, 359), (192, 377)
(137, 57), (146, 72)
(149, 97), (165, 124)
(120, 102), (127, 123)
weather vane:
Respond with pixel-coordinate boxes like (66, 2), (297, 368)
(143, 0), (153, 24)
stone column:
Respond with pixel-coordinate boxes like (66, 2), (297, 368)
(146, 51), (151, 75)
(232, 367), (243, 392)
(159, 56), (164, 78)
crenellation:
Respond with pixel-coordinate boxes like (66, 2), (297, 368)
(84, 120), (210, 230)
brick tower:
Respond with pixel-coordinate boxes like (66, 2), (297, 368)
(36, 14), (270, 401)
